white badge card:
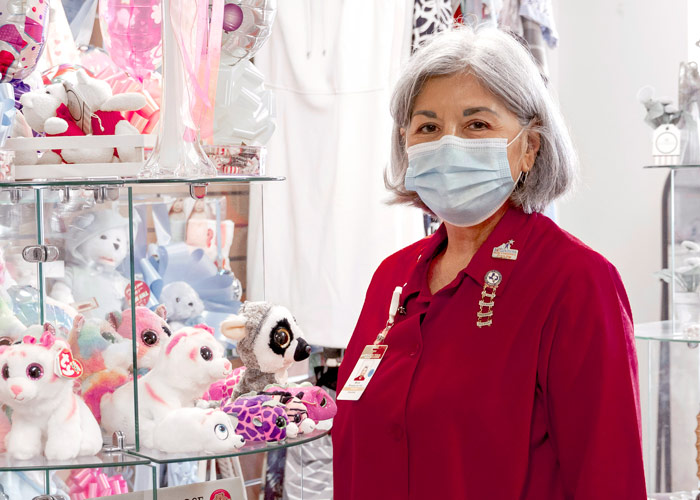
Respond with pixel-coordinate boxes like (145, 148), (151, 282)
(337, 344), (387, 401)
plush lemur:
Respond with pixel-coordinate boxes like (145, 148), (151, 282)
(0, 329), (103, 460)
(220, 302), (311, 400)
(48, 209), (130, 318)
(100, 324), (232, 449)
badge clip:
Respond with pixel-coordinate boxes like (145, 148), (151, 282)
(492, 240), (518, 260)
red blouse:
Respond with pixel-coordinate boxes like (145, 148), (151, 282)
(332, 207), (646, 499)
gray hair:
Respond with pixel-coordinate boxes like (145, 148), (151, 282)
(386, 25), (577, 214)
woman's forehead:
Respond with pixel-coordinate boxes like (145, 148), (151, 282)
(413, 72), (506, 113)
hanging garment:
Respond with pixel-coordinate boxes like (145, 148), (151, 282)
(250, 0), (423, 348)
(411, 0), (455, 51)
(521, 16), (549, 77)
(519, 0), (558, 48)
(458, 0), (503, 26)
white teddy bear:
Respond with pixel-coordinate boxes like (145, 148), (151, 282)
(19, 83), (114, 164)
(100, 324), (233, 449)
(159, 281), (205, 331)
(0, 329), (103, 460)
(48, 209), (130, 318)
(69, 69), (146, 163)
(152, 407), (245, 453)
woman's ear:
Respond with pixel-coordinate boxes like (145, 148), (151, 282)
(522, 130), (541, 172)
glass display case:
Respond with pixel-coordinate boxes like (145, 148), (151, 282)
(639, 164), (700, 496)
(0, 177), (331, 499)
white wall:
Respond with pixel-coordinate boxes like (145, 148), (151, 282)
(550, 0), (687, 325)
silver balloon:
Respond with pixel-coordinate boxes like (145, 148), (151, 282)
(219, 0), (276, 66)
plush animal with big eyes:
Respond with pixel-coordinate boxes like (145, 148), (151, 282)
(100, 324), (232, 448)
(107, 305), (171, 370)
(158, 281), (204, 331)
(263, 383), (337, 423)
(260, 390), (316, 438)
(72, 307), (171, 422)
(48, 209), (130, 318)
(0, 330), (103, 460)
(221, 393), (288, 442)
(220, 302), (311, 400)
(152, 407), (245, 453)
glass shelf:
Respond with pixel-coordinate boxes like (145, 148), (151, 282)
(643, 164), (700, 170)
(129, 428), (330, 464)
(635, 320), (700, 343)
(0, 450), (150, 472)
(0, 175), (285, 189)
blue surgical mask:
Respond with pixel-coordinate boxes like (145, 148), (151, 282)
(405, 130), (525, 227)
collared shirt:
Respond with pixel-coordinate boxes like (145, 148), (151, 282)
(332, 207), (646, 499)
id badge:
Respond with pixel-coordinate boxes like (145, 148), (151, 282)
(337, 344), (387, 401)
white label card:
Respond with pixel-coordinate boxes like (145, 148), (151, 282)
(337, 344), (387, 401)
(100, 477), (245, 500)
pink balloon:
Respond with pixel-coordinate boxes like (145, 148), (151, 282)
(98, 0), (162, 83)
(0, 0), (50, 82)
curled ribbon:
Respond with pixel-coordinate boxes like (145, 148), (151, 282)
(67, 468), (128, 499)
(0, 83), (16, 147)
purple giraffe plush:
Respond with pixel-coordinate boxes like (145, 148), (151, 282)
(221, 393), (288, 442)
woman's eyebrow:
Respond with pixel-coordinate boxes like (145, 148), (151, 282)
(411, 110), (437, 118)
(464, 106), (500, 117)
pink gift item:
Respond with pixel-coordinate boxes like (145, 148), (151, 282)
(204, 144), (265, 175)
(67, 468), (129, 499)
(98, 0), (163, 83)
(0, 0), (50, 82)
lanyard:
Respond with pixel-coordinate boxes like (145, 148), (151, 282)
(374, 286), (403, 345)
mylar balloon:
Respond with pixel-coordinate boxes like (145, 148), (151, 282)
(220, 0), (276, 66)
(98, 0), (162, 83)
(0, 0), (50, 82)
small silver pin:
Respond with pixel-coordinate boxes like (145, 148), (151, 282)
(484, 270), (502, 286)
(492, 240), (518, 260)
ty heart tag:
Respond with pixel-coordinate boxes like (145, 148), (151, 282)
(55, 348), (83, 379)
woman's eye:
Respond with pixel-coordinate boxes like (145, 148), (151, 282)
(417, 123), (438, 133)
(468, 121), (488, 130)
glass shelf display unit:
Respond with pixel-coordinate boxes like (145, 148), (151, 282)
(638, 164), (700, 496)
(0, 178), (332, 499)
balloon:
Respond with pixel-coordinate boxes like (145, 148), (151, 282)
(220, 0), (277, 66)
(0, 0), (50, 82)
(98, 0), (162, 83)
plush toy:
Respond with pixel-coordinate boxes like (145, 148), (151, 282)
(19, 83), (113, 164)
(220, 302), (311, 400)
(152, 407), (245, 453)
(203, 365), (245, 402)
(260, 391), (316, 438)
(263, 383), (337, 423)
(48, 209), (130, 318)
(0, 294), (29, 341)
(107, 305), (171, 370)
(0, 330), (103, 460)
(100, 324), (232, 448)
(67, 314), (132, 378)
(159, 281), (204, 331)
(220, 393), (288, 442)
(78, 306), (171, 421)
(8, 110), (38, 165)
(70, 69), (146, 163)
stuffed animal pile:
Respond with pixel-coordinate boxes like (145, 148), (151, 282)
(101, 324), (234, 450)
(17, 69), (146, 164)
(0, 329), (102, 460)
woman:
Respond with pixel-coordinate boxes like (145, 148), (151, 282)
(332, 26), (646, 499)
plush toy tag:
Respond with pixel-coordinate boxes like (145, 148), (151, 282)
(337, 344), (387, 401)
(63, 80), (93, 135)
(72, 297), (99, 313)
(55, 348), (84, 378)
(124, 281), (151, 307)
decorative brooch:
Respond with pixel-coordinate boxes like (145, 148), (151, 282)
(477, 270), (502, 328)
